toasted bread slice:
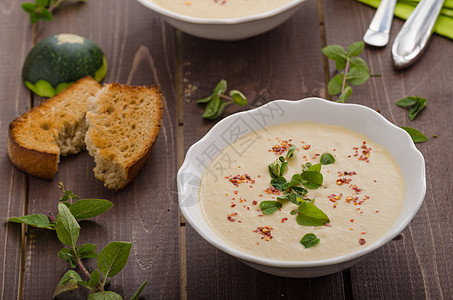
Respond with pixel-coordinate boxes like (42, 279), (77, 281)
(8, 77), (101, 179)
(85, 83), (163, 190)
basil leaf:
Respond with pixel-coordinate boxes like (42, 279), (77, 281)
(346, 67), (369, 86)
(347, 41), (365, 57)
(131, 281), (149, 300)
(78, 243), (98, 259)
(98, 241), (132, 278)
(260, 201), (282, 215)
(338, 86), (352, 103)
(229, 90), (247, 106)
(87, 291), (123, 300)
(306, 163), (321, 173)
(320, 153), (335, 165)
(58, 248), (77, 268)
(270, 176), (287, 191)
(69, 199), (113, 220)
(396, 96), (417, 107)
(328, 74), (343, 95)
(322, 45), (347, 70)
(56, 203), (80, 247)
(202, 94), (220, 119)
(7, 214), (54, 230)
(87, 269), (101, 290)
(408, 96), (426, 120)
(282, 174), (302, 190)
(53, 270), (82, 298)
(350, 57), (369, 73)
(296, 202), (330, 226)
(401, 127), (428, 143)
(286, 144), (296, 159)
(300, 233), (320, 248)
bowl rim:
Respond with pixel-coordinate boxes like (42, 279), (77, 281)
(136, 0), (306, 25)
(178, 98), (426, 268)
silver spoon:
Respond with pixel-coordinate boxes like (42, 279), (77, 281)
(392, 0), (444, 69)
(363, 0), (397, 47)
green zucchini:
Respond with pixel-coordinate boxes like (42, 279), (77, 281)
(22, 33), (107, 97)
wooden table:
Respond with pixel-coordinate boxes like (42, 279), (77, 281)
(1, 0), (452, 299)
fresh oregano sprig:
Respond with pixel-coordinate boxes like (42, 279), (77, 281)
(6, 183), (148, 299)
(322, 41), (372, 103)
(197, 79), (247, 120)
(396, 95), (427, 120)
(22, 0), (87, 24)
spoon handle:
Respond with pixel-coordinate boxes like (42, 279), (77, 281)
(392, 0), (444, 69)
(363, 0), (397, 47)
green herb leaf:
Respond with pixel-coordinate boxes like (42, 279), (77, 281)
(59, 186), (81, 202)
(306, 163), (321, 173)
(328, 74), (343, 95)
(286, 144), (296, 159)
(58, 248), (77, 268)
(87, 291), (123, 300)
(347, 41), (365, 57)
(229, 90), (247, 106)
(196, 96), (212, 104)
(301, 171), (323, 189)
(349, 57), (369, 73)
(202, 94), (220, 119)
(98, 241), (132, 278)
(290, 210), (297, 215)
(322, 45), (347, 70)
(56, 203), (80, 247)
(87, 269), (101, 290)
(300, 233), (320, 248)
(21, 3), (37, 13)
(69, 199), (113, 220)
(302, 162), (312, 172)
(282, 174), (302, 190)
(408, 96), (426, 121)
(208, 101), (227, 120)
(260, 201), (283, 215)
(270, 176), (287, 191)
(338, 86), (352, 103)
(78, 243), (98, 259)
(346, 67), (369, 86)
(396, 96), (417, 107)
(268, 158), (287, 179)
(7, 214), (54, 230)
(130, 281), (149, 300)
(296, 202), (330, 226)
(292, 186), (308, 197)
(213, 79), (227, 96)
(320, 153), (335, 165)
(53, 270), (82, 298)
(401, 126), (428, 143)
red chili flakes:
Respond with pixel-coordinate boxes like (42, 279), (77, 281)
(359, 238), (366, 245)
(271, 140), (290, 155)
(228, 174), (256, 187)
(349, 184), (362, 193)
(376, 210), (380, 213)
(231, 204), (236, 208)
(265, 187), (281, 195)
(227, 214), (236, 222)
(234, 190), (238, 195)
(254, 226), (273, 241)
(361, 232), (366, 235)
(350, 219), (354, 223)
(252, 201), (257, 205)
(328, 193), (342, 203)
(324, 223), (332, 227)
(281, 217), (288, 223)
(338, 171), (357, 176)
(352, 141), (372, 162)
(337, 178), (351, 185)
(303, 145), (311, 150)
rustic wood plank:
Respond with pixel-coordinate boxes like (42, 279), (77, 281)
(181, 2), (347, 298)
(0, 1), (32, 299)
(322, 0), (453, 298)
(21, 1), (180, 298)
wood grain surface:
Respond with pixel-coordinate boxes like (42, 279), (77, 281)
(0, 0), (452, 299)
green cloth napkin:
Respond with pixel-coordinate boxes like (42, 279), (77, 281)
(356, 0), (453, 40)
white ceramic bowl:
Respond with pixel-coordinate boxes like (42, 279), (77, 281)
(136, 0), (305, 41)
(177, 98), (426, 278)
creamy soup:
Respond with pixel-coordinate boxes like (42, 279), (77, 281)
(199, 122), (404, 261)
(150, 0), (296, 19)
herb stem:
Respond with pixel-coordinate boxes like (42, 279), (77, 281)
(76, 256), (91, 280)
(219, 94), (233, 102)
(341, 56), (350, 94)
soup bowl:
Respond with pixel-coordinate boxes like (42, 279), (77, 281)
(177, 98), (426, 277)
(136, 0), (306, 40)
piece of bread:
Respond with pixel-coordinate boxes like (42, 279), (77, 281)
(8, 77), (101, 179)
(85, 83), (163, 190)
